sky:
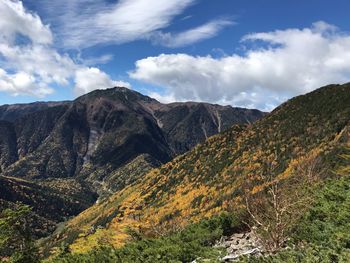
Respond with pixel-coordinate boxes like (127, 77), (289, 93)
(0, 0), (350, 111)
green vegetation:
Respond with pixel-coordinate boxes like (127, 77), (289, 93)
(46, 174), (350, 263)
(47, 213), (243, 263)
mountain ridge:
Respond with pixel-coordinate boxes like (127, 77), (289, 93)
(0, 87), (264, 183)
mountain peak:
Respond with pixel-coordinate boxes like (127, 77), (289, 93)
(76, 86), (157, 105)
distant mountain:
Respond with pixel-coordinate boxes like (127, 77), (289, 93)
(48, 83), (350, 254)
(0, 87), (264, 194)
(0, 87), (264, 233)
(0, 101), (70, 122)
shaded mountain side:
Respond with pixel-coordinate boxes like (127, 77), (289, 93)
(0, 176), (97, 237)
(3, 95), (173, 180)
(0, 121), (18, 172)
(45, 83), (350, 254)
(0, 87), (264, 189)
(0, 104), (71, 170)
(0, 87), (264, 241)
(14, 104), (70, 158)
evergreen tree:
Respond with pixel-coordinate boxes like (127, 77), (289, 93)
(0, 203), (38, 262)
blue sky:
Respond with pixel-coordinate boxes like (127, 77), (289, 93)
(0, 0), (350, 110)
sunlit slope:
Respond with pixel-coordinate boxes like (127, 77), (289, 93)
(48, 83), (350, 254)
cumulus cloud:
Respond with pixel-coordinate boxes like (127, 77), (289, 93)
(0, 0), (52, 44)
(130, 22), (350, 110)
(147, 91), (177, 104)
(150, 18), (234, 48)
(0, 0), (128, 98)
(0, 43), (76, 85)
(0, 69), (53, 97)
(74, 67), (131, 96)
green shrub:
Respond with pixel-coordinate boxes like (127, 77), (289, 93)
(48, 213), (243, 263)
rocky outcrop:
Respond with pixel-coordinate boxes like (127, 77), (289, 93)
(215, 231), (263, 261)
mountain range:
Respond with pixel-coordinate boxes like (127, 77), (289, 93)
(0, 87), (264, 237)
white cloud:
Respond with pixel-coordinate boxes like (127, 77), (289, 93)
(33, 0), (231, 49)
(0, 0), (52, 44)
(150, 18), (234, 48)
(0, 44), (76, 86)
(147, 91), (177, 104)
(0, 69), (53, 97)
(0, 0), (128, 98)
(35, 0), (197, 49)
(130, 22), (350, 111)
(74, 67), (130, 96)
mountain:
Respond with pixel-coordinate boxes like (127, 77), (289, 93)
(0, 87), (264, 237)
(0, 87), (264, 193)
(46, 83), (350, 254)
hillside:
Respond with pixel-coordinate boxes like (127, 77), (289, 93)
(46, 83), (350, 255)
(0, 176), (97, 238)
